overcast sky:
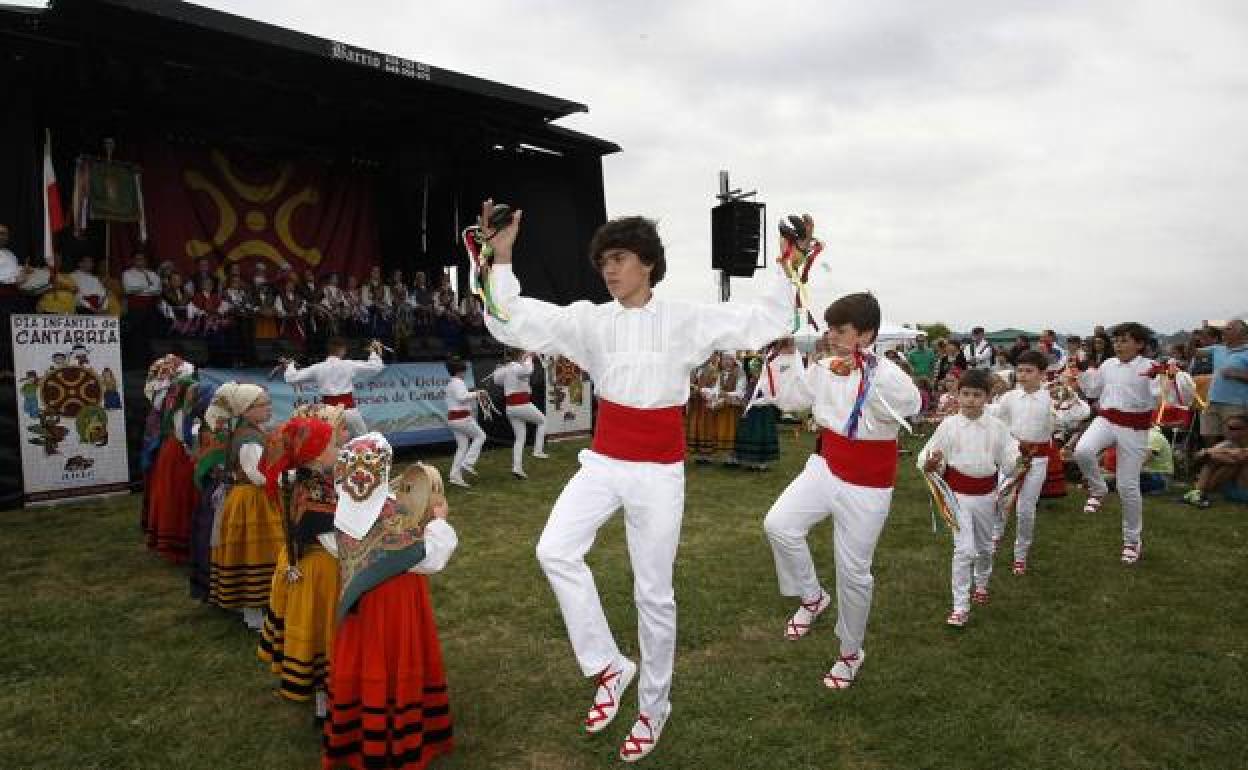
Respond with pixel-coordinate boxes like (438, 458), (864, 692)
(183, 2), (1247, 331)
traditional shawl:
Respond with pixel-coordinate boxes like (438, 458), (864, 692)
(334, 497), (429, 622)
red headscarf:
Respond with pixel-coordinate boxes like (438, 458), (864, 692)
(260, 417), (335, 503)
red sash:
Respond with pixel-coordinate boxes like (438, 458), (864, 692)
(506, 393), (531, 406)
(0, 283), (20, 298)
(1020, 440), (1052, 458)
(1100, 408), (1151, 431)
(127, 294), (158, 311)
(1153, 405), (1192, 429)
(592, 398), (684, 463)
(819, 429), (898, 489)
(943, 466), (997, 496)
(322, 393), (356, 409)
(447, 409), (470, 421)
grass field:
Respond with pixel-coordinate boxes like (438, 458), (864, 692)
(2, 430), (1246, 770)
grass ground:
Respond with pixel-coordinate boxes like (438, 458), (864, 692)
(2, 430), (1246, 769)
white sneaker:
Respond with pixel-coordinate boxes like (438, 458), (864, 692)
(619, 709), (668, 763)
(822, 649), (866, 690)
(532, 451), (550, 459)
(584, 658), (637, 734)
(512, 469), (528, 480)
(462, 464), (479, 477)
(448, 476), (471, 488)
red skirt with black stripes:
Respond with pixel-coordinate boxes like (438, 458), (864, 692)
(323, 572), (453, 770)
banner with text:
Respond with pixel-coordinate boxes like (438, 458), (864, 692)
(543, 355), (594, 440)
(10, 314), (131, 504)
(198, 362), (474, 447)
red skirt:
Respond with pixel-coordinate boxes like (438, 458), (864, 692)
(145, 440), (199, 564)
(323, 573), (453, 770)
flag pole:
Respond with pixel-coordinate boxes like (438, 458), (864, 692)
(103, 138), (115, 278)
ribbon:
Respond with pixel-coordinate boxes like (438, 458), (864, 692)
(462, 226), (509, 322)
(995, 456), (1031, 523)
(923, 471), (961, 533)
(776, 214), (823, 333)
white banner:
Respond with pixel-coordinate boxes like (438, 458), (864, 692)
(10, 314), (130, 504)
(543, 355), (594, 440)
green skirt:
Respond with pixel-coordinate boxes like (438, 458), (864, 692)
(735, 405), (779, 466)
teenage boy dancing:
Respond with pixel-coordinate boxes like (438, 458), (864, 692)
(482, 201), (794, 762)
(988, 350), (1089, 575)
(1072, 322), (1159, 565)
(762, 292), (921, 689)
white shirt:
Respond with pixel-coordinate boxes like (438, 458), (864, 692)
(1079, 356), (1158, 413)
(239, 443), (266, 486)
(485, 263), (793, 408)
(319, 515), (458, 574)
(284, 353), (384, 397)
(71, 270), (107, 310)
(362, 283), (391, 307)
(122, 268), (161, 296)
(0, 248), (20, 284)
(775, 352), (922, 440)
(445, 377), (476, 414)
(492, 359), (533, 396)
(19, 266), (52, 294)
(917, 413), (1020, 478)
(989, 386), (1090, 444)
(962, 339), (993, 370)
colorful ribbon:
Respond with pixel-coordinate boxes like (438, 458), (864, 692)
(923, 472), (961, 533)
(777, 228), (823, 333)
(462, 226), (509, 322)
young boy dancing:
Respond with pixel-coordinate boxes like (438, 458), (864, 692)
(988, 350), (1089, 575)
(282, 337), (385, 437)
(1072, 322), (1159, 565)
(762, 293), (921, 688)
(492, 349), (549, 479)
(918, 369), (1019, 627)
(482, 202), (793, 762)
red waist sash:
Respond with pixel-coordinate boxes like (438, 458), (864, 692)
(321, 393), (356, 409)
(127, 294), (158, 310)
(592, 398), (684, 463)
(1100, 408), (1151, 430)
(943, 466), (998, 496)
(447, 409), (470, 420)
(1153, 405), (1192, 428)
(0, 283), (17, 298)
(1020, 440), (1053, 457)
(819, 429), (898, 489)
(506, 393), (531, 406)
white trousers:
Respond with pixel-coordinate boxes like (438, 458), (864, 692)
(992, 456), (1048, 561)
(951, 492), (997, 612)
(342, 407), (367, 438)
(535, 449), (684, 719)
(1073, 416), (1147, 546)
(763, 454), (892, 656)
(448, 417), (485, 479)
(506, 403), (547, 472)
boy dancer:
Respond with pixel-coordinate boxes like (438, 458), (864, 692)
(445, 359), (487, 488)
(918, 370), (1019, 627)
(1072, 322), (1159, 564)
(283, 338), (385, 437)
(482, 202), (793, 762)
(493, 349), (549, 479)
(762, 293), (921, 688)
(988, 351), (1089, 575)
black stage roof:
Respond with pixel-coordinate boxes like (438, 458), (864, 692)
(1, 0), (620, 157)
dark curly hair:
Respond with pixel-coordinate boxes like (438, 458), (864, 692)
(588, 216), (666, 286)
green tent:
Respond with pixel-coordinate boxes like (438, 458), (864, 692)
(984, 328), (1036, 346)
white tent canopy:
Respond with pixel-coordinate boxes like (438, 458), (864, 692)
(792, 322), (921, 354)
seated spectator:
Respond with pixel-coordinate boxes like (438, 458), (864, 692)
(122, 249), (162, 317)
(1140, 426), (1174, 495)
(160, 271), (201, 334)
(276, 273), (308, 346)
(70, 255), (116, 314)
(1183, 415), (1248, 507)
(188, 255), (219, 295)
(991, 348), (1015, 387)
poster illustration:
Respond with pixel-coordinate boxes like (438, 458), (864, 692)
(543, 355), (594, 440)
(10, 314), (131, 505)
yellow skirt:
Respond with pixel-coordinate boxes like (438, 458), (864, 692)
(712, 405), (742, 455)
(258, 544), (340, 700)
(209, 484), (283, 609)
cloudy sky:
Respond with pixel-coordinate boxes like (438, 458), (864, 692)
(166, 2), (1248, 330)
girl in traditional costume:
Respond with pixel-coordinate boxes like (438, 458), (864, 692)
(258, 406), (348, 720)
(144, 374), (200, 563)
(735, 349), (785, 470)
(188, 383), (228, 602)
(710, 353), (747, 463)
(323, 434), (458, 770)
(686, 353), (720, 462)
(209, 383), (282, 630)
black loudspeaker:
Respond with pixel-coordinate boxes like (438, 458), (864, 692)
(711, 201), (764, 277)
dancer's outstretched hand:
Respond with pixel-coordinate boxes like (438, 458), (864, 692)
(479, 198), (523, 264)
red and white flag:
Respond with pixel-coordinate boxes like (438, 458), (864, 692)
(42, 129), (65, 269)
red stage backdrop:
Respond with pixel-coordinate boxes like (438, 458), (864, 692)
(110, 145), (379, 281)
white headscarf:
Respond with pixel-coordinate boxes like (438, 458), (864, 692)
(333, 432), (394, 539)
